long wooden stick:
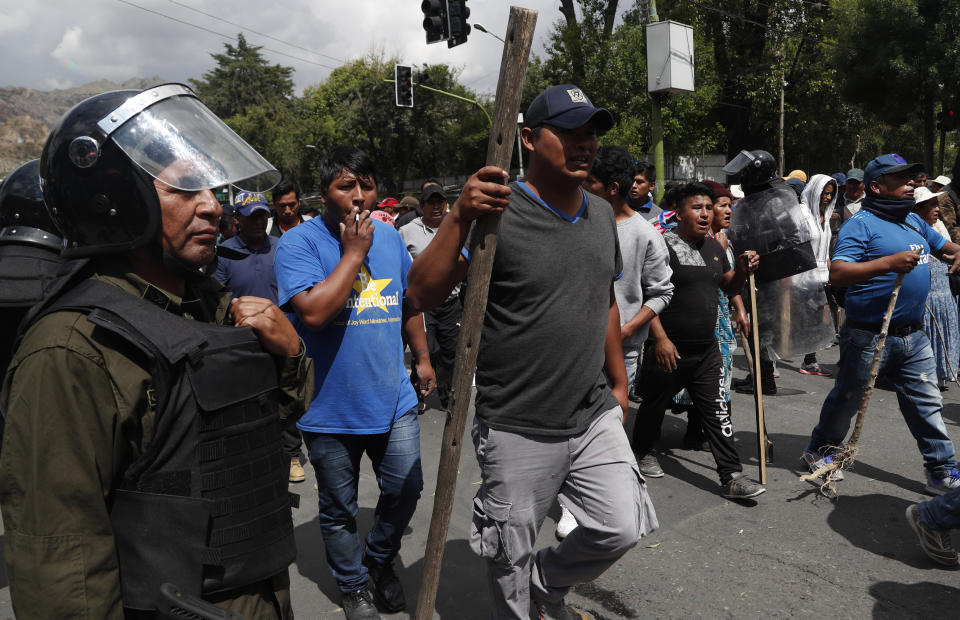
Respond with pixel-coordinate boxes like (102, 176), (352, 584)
(747, 272), (768, 483)
(738, 323), (773, 464)
(414, 8), (538, 619)
(801, 272), (906, 493)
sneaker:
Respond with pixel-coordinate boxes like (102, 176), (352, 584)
(801, 451), (844, 481)
(799, 363), (832, 377)
(289, 459), (306, 483)
(719, 472), (766, 499)
(362, 557), (405, 613)
(772, 367), (781, 379)
(637, 453), (664, 478)
(925, 468), (960, 496)
(905, 504), (959, 566)
(532, 592), (595, 620)
(555, 502), (578, 540)
(342, 586), (380, 620)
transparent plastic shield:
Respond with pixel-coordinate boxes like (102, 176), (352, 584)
(732, 185), (835, 357)
(729, 185), (818, 283)
(722, 150), (755, 175)
(108, 91), (280, 192)
(752, 276), (835, 359)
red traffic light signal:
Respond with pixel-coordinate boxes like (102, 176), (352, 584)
(395, 65), (414, 108)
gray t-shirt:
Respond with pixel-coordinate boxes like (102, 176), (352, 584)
(472, 181), (622, 436)
(615, 213), (674, 349)
(399, 217), (459, 299)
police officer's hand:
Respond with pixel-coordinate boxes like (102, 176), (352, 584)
(886, 250), (921, 274)
(230, 296), (301, 357)
(341, 206), (373, 259)
(737, 250), (759, 274)
(450, 166), (511, 223)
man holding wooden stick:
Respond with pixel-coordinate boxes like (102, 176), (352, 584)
(407, 85), (657, 620)
(803, 154), (960, 494)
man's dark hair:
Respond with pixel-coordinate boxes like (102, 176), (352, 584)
(273, 179), (300, 201)
(592, 146), (636, 198)
(675, 182), (715, 211)
(219, 214), (235, 236)
(635, 160), (656, 183)
(318, 147), (376, 195)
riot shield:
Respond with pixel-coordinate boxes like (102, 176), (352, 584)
(730, 184), (835, 358)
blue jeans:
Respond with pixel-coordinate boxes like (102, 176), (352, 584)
(303, 408), (423, 593)
(807, 326), (957, 476)
(919, 486), (960, 530)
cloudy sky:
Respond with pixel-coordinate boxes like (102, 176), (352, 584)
(0, 1), (634, 96)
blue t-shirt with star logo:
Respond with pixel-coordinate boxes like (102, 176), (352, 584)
(276, 217), (418, 434)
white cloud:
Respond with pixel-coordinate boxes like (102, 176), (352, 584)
(0, 8), (29, 35)
(0, 0), (632, 94)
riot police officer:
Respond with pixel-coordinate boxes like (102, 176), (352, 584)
(0, 84), (312, 618)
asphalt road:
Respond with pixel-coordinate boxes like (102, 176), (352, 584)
(0, 341), (958, 618)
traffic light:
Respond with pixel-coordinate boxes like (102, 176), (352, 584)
(447, 0), (470, 48)
(422, 0), (449, 44)
(395, 65), (414, 108)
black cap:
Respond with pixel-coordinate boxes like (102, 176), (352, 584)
(525, 84), (614, 135)
(420, 183), (447, 203)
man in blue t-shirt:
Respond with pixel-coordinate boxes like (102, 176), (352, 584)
(275, 147), (435, 619)
(804, 153), (960, 495)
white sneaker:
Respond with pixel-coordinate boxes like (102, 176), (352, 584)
(555, 503), (578, 540)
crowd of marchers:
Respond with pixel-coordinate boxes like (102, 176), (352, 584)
(1, 80), (959, 620)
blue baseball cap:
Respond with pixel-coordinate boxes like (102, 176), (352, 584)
(233, 191), (271, 216)
(831, 172), (846, 186)
(863, 153), (923, 186)
(525, 84), (614, 134)
(784, 177), (805, 197)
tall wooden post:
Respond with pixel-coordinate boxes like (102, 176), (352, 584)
(414, 8), (538, 619)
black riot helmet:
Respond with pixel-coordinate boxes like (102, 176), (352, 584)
(0, 159), (62, 251)
(722, 149), (779, 194)
(40, 83), (281, 258)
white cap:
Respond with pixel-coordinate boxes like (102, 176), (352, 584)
(914, 186), (946, 205)
(729, 184), (745, 199)
(931, 175), (952, 187)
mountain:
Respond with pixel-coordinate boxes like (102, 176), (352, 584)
(0, 77), (166, 178)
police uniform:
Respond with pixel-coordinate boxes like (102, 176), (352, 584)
(1, 260), (312, 618)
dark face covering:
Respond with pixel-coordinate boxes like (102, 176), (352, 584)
(860, 193), (916, 221)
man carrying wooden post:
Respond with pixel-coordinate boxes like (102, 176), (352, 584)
(406, 85), (658, 620)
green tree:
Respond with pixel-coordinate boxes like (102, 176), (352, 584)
(189, 33), (294, 119)
(296, 55), (489, 193)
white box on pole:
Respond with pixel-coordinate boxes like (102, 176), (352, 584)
(646, 20), (695, 94)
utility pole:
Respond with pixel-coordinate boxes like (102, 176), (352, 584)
(649, 0), (665, 202)
(778, 68), (785, 178)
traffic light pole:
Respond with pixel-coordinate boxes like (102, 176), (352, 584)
(383, 79), (491, 126)
(414, 6), (538, 619)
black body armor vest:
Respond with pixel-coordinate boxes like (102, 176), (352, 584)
(37, 278), (297, 611)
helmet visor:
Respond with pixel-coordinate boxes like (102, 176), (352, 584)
(721, 150), (756, 176)
(107, 88), (280, 192)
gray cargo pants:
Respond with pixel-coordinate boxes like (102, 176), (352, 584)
(470, 406), (658, 619)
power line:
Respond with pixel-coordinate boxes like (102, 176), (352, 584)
(165, 0), (345, 65)
(114, 0), (340, 71)
(686, 0), (854, 51)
